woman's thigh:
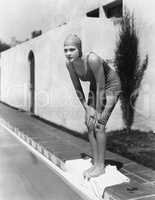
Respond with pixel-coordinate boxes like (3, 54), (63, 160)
(99, 94), (120, 126)
(106, 94), (119, 108)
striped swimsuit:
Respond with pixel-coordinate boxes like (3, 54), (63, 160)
(102, 60), (121, 95)
(80, 53), (121, 96)
(78, 53), (121, 110)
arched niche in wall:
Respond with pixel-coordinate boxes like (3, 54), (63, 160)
(28, 50), (35, 113)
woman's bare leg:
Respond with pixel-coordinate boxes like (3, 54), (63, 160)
(83, 128), (98, 179)
(88, 127), (106, 177)
(89, 95), (119, 178)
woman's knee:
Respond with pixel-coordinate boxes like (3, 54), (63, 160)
(95, 122), (106, 133)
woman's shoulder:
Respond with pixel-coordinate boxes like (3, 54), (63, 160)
(65, 60), (70, 67)
(85, 52), (103, 71)
(65, 60), (74, 74)
(84, 51), (102, 64)
(65, 60), (73, 72)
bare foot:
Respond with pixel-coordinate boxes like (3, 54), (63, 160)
(83, 165), (95, 180)
(88, 166), (105, 178)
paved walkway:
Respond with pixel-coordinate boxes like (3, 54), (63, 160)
(0, 102), (155, 199)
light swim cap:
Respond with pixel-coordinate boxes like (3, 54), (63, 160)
(64, 34), (82, 57)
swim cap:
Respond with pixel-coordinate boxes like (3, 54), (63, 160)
(64, 34), (82, 57)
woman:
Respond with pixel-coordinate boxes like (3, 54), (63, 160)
(64, 34), (121, 179)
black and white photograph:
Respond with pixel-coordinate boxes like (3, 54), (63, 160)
(0, 0), (155, 199)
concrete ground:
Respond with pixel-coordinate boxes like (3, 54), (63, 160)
(0, 125), (86, 200)
(0, 102), (155, 199)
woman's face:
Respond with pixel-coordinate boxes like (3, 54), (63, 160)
(64, 45), (79, 63)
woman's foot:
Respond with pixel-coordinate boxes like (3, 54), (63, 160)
(88, 165), (105, 178)
(83, 165), (95, 180)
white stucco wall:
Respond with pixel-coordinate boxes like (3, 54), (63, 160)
(124, 0), (155, 131)
(0, 17), (123, 133)
(1, 44), (29, 110)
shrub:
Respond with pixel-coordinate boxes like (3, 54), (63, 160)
(115, 9), (148, 132)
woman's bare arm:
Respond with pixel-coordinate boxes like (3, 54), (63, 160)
(88, 53), (106, 113)
(66, 62), (87, 110)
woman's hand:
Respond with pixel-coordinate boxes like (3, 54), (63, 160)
(94, 112), (105, 132)
(85, 106), (97, 130)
